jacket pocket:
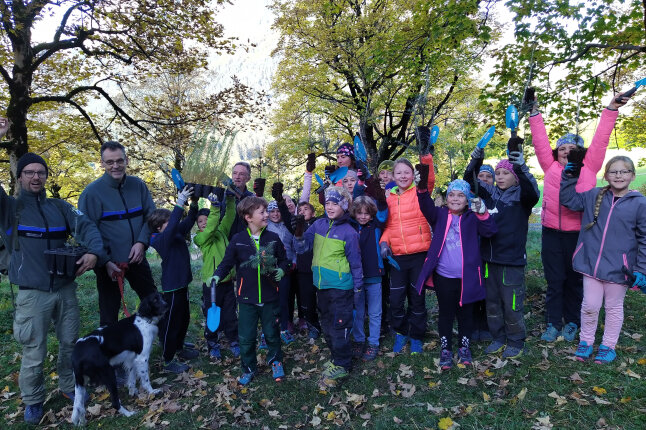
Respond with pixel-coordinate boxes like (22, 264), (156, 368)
(13, 314), (34, 345)
(502, 266), (524, 287)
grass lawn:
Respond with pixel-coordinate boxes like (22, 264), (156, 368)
(1, 231), (645, 429)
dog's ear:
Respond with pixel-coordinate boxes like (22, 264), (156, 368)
(137, 293), (154, 318)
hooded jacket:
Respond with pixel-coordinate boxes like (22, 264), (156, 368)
(1, 187), (105, 291)
(350, 198), (388, 280)
(267, 219), (295, 263)
(79, 173), (155, 263)
(529, 109), (618, 231)
(560, 173), (646, 284)
(193, 195), (236, 284)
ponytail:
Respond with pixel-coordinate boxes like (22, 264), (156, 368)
(583, 186), (610, 230)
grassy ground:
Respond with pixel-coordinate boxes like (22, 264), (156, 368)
(1, 231), (645, 429)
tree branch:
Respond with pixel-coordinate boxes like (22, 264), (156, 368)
(551, 43), (646, 66)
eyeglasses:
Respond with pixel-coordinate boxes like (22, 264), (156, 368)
(607, 170), (633, 177)
(102, 158), (126, 167)
(22, 170), (47, 179)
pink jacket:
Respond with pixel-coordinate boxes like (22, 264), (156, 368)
(529, 109), (618, 231)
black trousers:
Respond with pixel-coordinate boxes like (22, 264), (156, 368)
(201, 281), (238, 346)
(159, 287), (190, 362)
(381, 268), (391, 330)
(485, 263), (526, 348)
(542, 227), (582, 329)
(433, 273), (474, 351)
(472, 299), (489, 333)
(297, 272), (320, 331)
(290, 271), (303, 319)
(318, 288), (353, 370)
(95, 258), (158, 326)
(389, 253), (427, 340)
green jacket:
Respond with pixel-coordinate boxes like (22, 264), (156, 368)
(193, 195), (236, 283)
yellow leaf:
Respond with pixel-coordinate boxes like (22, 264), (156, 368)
(456, 363), (466, 369)
(620, 397), (632, 403)
(482, 392), (491, 402)
(592, 386), (607, 395)
(2, 386), (8, 393)
(516, 387), (528, 401)
(49, 372), (58, 380)
(97, 392), (110, 401)
(637, 358), (646, 365)
(438, 417), (454, 430)
(326, 411), (336, 420)
(193, 370), (206, 379)
(484, 369), (494, 377)
(428, 381), (438, 388)
(240, 388), (248, 394)
(624, 369), (641, 379)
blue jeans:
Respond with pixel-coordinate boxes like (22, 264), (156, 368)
(352, 282), (382, 346)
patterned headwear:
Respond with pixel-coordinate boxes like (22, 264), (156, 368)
(479, 164), (494, 177)
(378, 160), (394, 173)
(556, 133), (584, 148)
(447, 179), (472, 205)
(495, 159), (519, 183)
(267, 200), (279, 212)
(325, 188), (349, 211)
(344, 169), (358, 180)
(336, 142), (355, 160)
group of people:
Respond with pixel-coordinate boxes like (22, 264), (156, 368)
(1, 89), (645, 424)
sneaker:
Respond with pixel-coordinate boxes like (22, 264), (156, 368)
(281, 330), (295, 345)
(439, 349), (453, 370)
(502, 345), (524, 359)
(575, 341), (593, 361)
(594, 345), (616, 364)
(410, 338), (423, 355)
(164, 360), (189, 374)
(258, 334), (268, 350)
(272, 361), (285, 381)
(352, 342), (365, 359)
(321, 363), (349, 380)
(177, 348), (199, 360)
(24, 402), (43, 425)
(229, 342), (240, 358)
(238, 371), (255, 386)
(209, 345), (222, 360)
(457, 347), (472, 366)
(562, 322), (578, 342)
(393, 333), (408, 353)
(541, 323), (560, 342)
(485, 341), (505, 354)
(363, 344), (379, 361)
(308, 325), (320, 340)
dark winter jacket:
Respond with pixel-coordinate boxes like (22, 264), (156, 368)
(220, 188), (254, 239)
(214, 228), (289, 304)
(150, 204), (197, 292)
(466, 162), (540, 266)
(350, 199), (388, 281)
(79, 173), (156, 263)
(1, 187), (105, 291)
(560, 173), (646, 284)
(415, 190), (497, 303)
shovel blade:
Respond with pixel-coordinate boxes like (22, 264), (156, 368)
(329, 166), (349, 183)
(207, 304), (221, 332)
(430, 125), (440, 144)
(171, 169), (185, 190)
(505, 105), (518, 130)
(477, 126), (496, 148)
(353, 134), (368, 163)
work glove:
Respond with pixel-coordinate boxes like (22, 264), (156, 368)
(415, 126), (435, 156)
(292, 215), (306, 237)
(209, 275), (220, 286)
(274, 268), (285, 282)
(632, 271), (646, 294)
(506, 137), (524, 156)
(380, 242), (393, 260)
(177, 186), (193, 206)
(253, 178), (266, 197)
(306, 153), (316, 173)
(356, 158), (371, 181)
(324, 165), (337, 178)
(414, 163), (429, 189)
(271, 182), (284, 203)
(470, 197), (486, 214)
(508, 150), (525, 166)
(564, 147), (585, 178)
(470, 146), (484, 160)
(364, 177), (386, 204)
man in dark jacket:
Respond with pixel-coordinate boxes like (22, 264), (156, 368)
(221, 161), (254, 238)
(79, 141), (157, 326)
(1, 153), (105, 424)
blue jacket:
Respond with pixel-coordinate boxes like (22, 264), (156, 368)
(415, 190), (498, 302)
(150, 204), (197, 292)
(350, 199), (388, 280)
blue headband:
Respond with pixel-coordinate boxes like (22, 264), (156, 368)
(325, 189), (349, 211)
(556, 133), (584, 148)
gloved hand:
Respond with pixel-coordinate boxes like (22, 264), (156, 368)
(324, 165), (337, 178)
(177, 186), (193, 206)
(209, 275), (220, 285)
(415, 126), (435, 155)
(225, 184), (242, 199)
(253, 178), (266, 197)
(207, 192), (219, 206)
(380, 242), (393, 260)
(356, 158), (371, 180)
(564, 147), (585, 178)
(470, 197), (486, 214)
(274, 268), (285, 282)
(271, 182), (284, 203)
(306, 153), (316, 173)
(508, 150), (525, 166)
(292, 215), (306, 237)
(470, 146), (484, 160)
(364, 177), (386, 203)
(632, 271), (646, 293)
(414, 163), (429, 189)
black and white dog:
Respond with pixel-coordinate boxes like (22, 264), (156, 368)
(71, 292), (168, 426)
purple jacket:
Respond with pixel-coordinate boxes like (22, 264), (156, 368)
(415, 190), (498, 305)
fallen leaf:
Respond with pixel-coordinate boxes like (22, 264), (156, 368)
(393, 416), (402, 424)
(482, 392), (491, 402)
(360, 413), (371, 420)
(516, 387), (528, 402)
(592, 386), (607, 395)
(399, 364), (413, 377)
(457, 377), (469, 385)
(438, 417), (454, 430)
(268, 410), (280, 418)
(428, 381), (438, 388)
(373, 403), (387, 410)
(620, 397), (632, 403)
(87, 404), (102, 416)
(192, 370), (206, 379)
(484, 369), (494, 377)
(309, 416), (321, 426)
(596, 417), (608, 427)
(532, 415), (553, 429)
(400, 383), (416, 398)
(547, 391), (567, 406)
(625, 369), (641, 379)
(637, 358), (646, 365)
(326, 411), (336, 420)
(631, 333), (643, 341)
(593, 396), (612, 405)
(569, 372), (584, 384)
(426, 403), (445, 414)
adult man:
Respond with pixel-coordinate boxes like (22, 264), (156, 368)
(79, 141), (157, 326)
(223, 161), (254, 238)
(1, 153), (105, 424)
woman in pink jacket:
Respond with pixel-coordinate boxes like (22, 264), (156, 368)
(529, 91), (632, 342)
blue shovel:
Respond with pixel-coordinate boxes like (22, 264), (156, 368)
(477, 126), (496, 149)
(615, 77), (646, 102)
(505, 105), (519, 131)
(206, 275), (221, 333)
(353, 134), (368, 163)
(329, 166), (349, 184)
(386, 255), (401, 271)
(171, 168), (185, 190)
(430, 125), (440, 144)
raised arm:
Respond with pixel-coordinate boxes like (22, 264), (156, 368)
(582, 108), (619, 173)
(178, 201), (198, 236)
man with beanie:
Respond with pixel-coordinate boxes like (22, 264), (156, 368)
(2, 153), (106, 424)
(79, 141), (158, 326)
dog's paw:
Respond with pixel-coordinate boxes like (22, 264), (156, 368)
(118, 406), (135, 417)
(148, 388), (161, 396)
(128, 387), (139, 397)
(71, 409), (86, 426)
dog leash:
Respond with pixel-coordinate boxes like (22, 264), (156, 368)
(114, 262), (131, 317)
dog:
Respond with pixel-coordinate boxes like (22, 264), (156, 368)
(71, 292), (168, 426)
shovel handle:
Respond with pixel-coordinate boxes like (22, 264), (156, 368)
(615, 87), (637, 103)
(211, 284), (216, 305)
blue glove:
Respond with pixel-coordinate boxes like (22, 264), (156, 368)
(633, 271), (646, 293)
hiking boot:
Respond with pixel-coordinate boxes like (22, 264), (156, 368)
(575, 341), (593, 361)
(272, 361), (285, 381)
(308, 325), (320, 340)
(540, 323), (560, 342)
(410, 338), (423, 355)
(24, 402), (43, 425)
(561, 322), (578, 342)
(209, 345), (222, 360)
(164, 360), (189, 374)
(258, 334), (268, 350)
(229, 342), (240, 358)
(502, 345), (524, 359)
(439, 349), (453, 370)
(238, 371), (255, 386)
(457, 347), (472, 366)
(594, 345), (616, 364)
(485, 340), (505, 354)
(393, 333), (408, 353)
(352, 342), (365, 359)
(363, 344), (379, 361)
(322, 363), (349, 380)
(281, 330), (295, 345)
(177, 348), (199, 360)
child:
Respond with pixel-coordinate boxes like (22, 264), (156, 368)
(377, 160), (396, 192)
(148, 186), (199, 373)
(560, 155), (646, 363)
(529, 92), (630, 343)
(293, 201), (320, 338)
(294, 186), (363, 381)
(212, 196), (289, 385)
(193, 190), (239, 360)
(465, 142), (540, 359)
(415, 177), (497, 369)
(349, 181), (388, 361)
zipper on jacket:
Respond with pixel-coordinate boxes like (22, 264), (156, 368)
(118, 183), (136, 246)
(592, 195), (618, 278)
(320, 220), (334, 287)
(36, 196), (54, 292)
(397, 196), (408, 254)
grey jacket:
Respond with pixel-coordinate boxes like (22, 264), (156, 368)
(267, 220), (295, 263)
(560, 173), (646, 284)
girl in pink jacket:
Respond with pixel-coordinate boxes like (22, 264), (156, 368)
(529, 91), (633, 343)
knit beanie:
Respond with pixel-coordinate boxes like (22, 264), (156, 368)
(325, 186), (350, 211)
(479, 164), (494, 177)
(446, 179), (472, 205)
(336, 142), (355, 160)
(378, 160), (394, 173)
(556, 133), (584, 148)
(197, 208), (210, 217)
(343, 169), (358, 180)
(17, 153), (48, 178)
(495, 159), (519, 183)
(267, 201), (279, 212)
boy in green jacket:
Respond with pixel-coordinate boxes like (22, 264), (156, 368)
(194, 190), (239, 359)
